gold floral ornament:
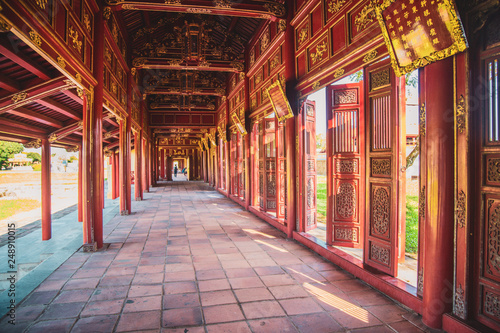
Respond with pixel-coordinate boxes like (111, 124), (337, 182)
(25, 139), (42, 149)
(48, 133), (58, 143)
(69, 26), (82, 52)
(213, 0), (231, 8)
(278, 19), (287, 32)
(298, 27), (308, 46)
(334, 68), (345, 79)
(103, 7), (111, 20)
(355, 3), (375, 32)
(311, 41), (327, 64)
(363, 50), (378, 63)
(36, 0), (47, 9)
(57, 56), (66, 69)
(328, 0), (347, 14)
(12, 91), (28, 103)
(66, 146), (79, 153)
(29, 31), (42, 46)
(312, 81), (321, 90)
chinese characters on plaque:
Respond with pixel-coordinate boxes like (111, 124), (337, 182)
(375, 0), (467, 76)
(266, 81), (294, 123)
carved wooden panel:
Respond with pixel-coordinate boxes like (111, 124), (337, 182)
(350, 1), (376, 41)
(482, 287), (500, 323)
(334, 227), (358, 242)
(296, 19), (309, 51)
(369, 241), (391, 267)
(370, 68), (390, 91)
(485, 197), (500, 283)
(325, 0), (349, 23)
(335, 180), (357, 220)
(486, 155), (500, 186)
(371, 158), (391, 177)
(371, 185), (391, 239)
(336, 158), (359, 174)
(334, 89), (358, 106)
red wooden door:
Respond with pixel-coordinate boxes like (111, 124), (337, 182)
(299, 100), (317, 232)
(252, 123), (260, 207)
(264, 118), (277, 213)
(364, 60), (405, 277)
(230, 133), (237, 195)
(473, 50), (500, 331)
(258, 122), (265, 209)
(237, 133), (245, 199)
(326, 82), (365, 247)
(276, 122), (287, 221)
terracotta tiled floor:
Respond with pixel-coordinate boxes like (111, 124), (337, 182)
(0, 181), (428, 332)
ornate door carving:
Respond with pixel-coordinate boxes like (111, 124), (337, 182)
(474, 50), (500, 331)
(230, 133), (237, 195)
(299, 100), (317, 232)
(264, 118), (277, 212)
(327, 82), (364, 247)
(364, 60), (405, 277)
(237, 132), (245, 199)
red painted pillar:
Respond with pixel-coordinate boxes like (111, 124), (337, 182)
(188, 153), (193, 180)
(113, 152), (119, 199)
(134, 131), (143, 200)
(119, 119), (129, 215)
(78, 146), (83, 222)
(422, 57), (455, 329)
(41, 138), (51, 240)
(160, 148), (165, 179)
(142, 138), (148, 193)
(284, 0), (297, 238)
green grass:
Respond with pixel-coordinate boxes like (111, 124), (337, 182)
(0, 199), (40, 220)
(317, 176), (327, 218)
(405, 195), (419, 254)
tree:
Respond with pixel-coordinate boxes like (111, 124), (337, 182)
(316, 133), (326, 152)
(27, 152), (41, 163)
(0, 141), (24, 170)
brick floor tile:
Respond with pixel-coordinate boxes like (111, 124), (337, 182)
(63, 277), (100, 290)
(163, 293), (201, 309)
(71, 315), (118, 333)
(162, 307), (203, 327)
(349, 289), (393, 307)
(254, 266), (284, 276)
(196, 269), (226, 281)
(331, 279), (371, 293)
(241, 300), (286, 319)
(25, 318), (75, 333)
(128, 284), (163, 297)
(200, 290), (237, 306)
(53, 289), (94, 304)
(164, 270), (196, 282)
(35, 279), (67, 291)
(13, 305), (45, 322)
(115, 310), (161, 332)
(269, 285), (309, 299)
(350, 325), (394, 333)
(81, 299), (124, 316)
(90, 286), (129, 301)
(99, 274), (134, 287)
(198, 278), (231, 292)
(137, 264), (166, 274)
(279, 298), (324, 316)
(105, 266), (137, 276)
(73, 267), (107, 279)
(203, 304), (245, 324)
(164, 281), (197, 294)
(229, 276), (264, 289)
(261, 274), (296, 287)
(46, 269), (74, 280)
(39, 302), (86, 320)
(290, 312), (343, 333)
(319, 269), (354, 281)
(330, 307), (383, 329)
(20, 291), (58, 306)
(162, 327), (205, 333)
(224, 268), (257, 278)
(133, 273), (164, 285)
(206, 321), (252, 333)
(247, 317), (298, 332)
(234, 287), (274, 303)
(366, 304), (409, 323)
(194, 262), (223, 271)
(388, 321), (425, 332)
(124, 295), (162, 312)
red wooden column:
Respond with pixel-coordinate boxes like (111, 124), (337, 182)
(111, 151), (118, 199)
(81, 6), (104, 249)
(188, 153), (193, 180)
(114, 152), (119, 198)
(134, 131), (143, 201)
(78, 146), (83, 222)
(142, 138), (148, 193)
(194, 148), (199, 180)
(41, 138), (51, 240)
(119, 118), (131, 215)
(284, 0), (297, 238)
(422, 57), (455, 329)
(160, 148), (165, 179)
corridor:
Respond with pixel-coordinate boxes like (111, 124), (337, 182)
(1, 181), (426, 332)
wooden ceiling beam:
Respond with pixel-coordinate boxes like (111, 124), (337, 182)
(0, 38), (52, 81)
(0, 119), (48, 139)
(36, 98), (81, 121)
(61, 89), (83, 105)
(7, 107), (64, 129)
(0, 73), (21, 93)
(109, 1), (284, 21)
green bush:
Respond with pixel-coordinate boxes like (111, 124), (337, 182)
(32, 164), (41, 171)
(405, 195), (419, 254)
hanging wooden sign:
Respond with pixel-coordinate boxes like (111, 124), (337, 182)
(266, 81), (294, 123)
(375, 0), (467, 76)
(231, 112), (247, 135)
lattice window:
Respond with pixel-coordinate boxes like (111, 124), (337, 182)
(372, 95), (392, 150)
(488, 58), (500, 143)
(334, 110), (358, 153)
